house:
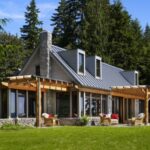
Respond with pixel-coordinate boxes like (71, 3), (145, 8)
(0, 31), (150, 126)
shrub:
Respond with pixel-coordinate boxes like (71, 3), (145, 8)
(0, 123), (32, 130)
(79, 116), (90, 126)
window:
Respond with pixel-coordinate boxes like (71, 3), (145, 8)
(91, 95), (101, 116)
(102, 95), (107, 114)
(139, 100), (144, 113)
(78, 53), (84, 74)
(18, 91), (26, 117)
(80, 92), (84, 116)
(28, 92), (36, 117)
(85, 93), (90, 115)
(10, 90), (16, 118)
(112, 97), (119, 114)
(35, 65), (40, 76)
(96, 59), (101, 78)
(135, 73), (138, 85)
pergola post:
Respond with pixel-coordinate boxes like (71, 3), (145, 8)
(36, 78), (42, 127)
(145, 88), (149, 125)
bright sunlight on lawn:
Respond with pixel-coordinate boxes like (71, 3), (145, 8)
(0, 126), (150, 150)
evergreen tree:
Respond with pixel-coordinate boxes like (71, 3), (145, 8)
(51, 0), (68, 48)
(84, 0), (110, 57)
(143, 24), (150, 45)
(20, 0), (42, 55)
(0, 18), (9, 31)
(51, 0), (85, 49)
(0, 32), (25, 80)
(108, 0), (133, 68)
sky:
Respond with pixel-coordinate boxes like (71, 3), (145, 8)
(0, 0), (150, 36)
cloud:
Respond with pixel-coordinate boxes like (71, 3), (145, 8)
(0, 10), (24, 19)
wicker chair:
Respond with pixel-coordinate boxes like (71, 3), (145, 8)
(100, 114), (111, 126)
(44, 117), (59, 126)
(128, 113), (145, 126)
(42, 113), (59, 126)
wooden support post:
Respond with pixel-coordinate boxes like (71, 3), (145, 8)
(36, 78), (42, 127)
(145, 88), (149, 125)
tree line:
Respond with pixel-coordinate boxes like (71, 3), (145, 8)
(0, 0), (150, 85)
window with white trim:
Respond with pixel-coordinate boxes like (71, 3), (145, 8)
(135, 72), (138, 85)
(78, 53), (84, 74)
(96, 59), (101, 78)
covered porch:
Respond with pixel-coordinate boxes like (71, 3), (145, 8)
(112, 85), (150, 125)
(0, 75), (74, 127)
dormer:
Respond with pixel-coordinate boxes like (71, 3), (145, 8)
(59, 49), (85, 75)
(121, 70), (139, 85)
(86, 56), (102, 79)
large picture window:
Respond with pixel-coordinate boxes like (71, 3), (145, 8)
(78, 53), (84, 74)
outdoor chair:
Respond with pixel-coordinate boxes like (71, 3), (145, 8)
(128, 113), (145, 126)
(42, 113), (59, 126)
(100, 113), (119, 126)
(100, 113), (111, 126)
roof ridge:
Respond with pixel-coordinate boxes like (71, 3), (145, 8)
(52, 45), (66, 52)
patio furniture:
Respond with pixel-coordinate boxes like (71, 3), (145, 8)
(100, 113), (111, 126)
(42, 113), (59, 126)
(100, 113), (119, 125)
(128, 113), (145, 126)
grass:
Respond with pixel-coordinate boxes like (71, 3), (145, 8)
(0, 126), (150, 150)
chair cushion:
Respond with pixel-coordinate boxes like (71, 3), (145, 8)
(49, 114), (54, 118)
(111, 114), (119, 119)
(105, 113), (111, 118)
(137, 113), (144, 119)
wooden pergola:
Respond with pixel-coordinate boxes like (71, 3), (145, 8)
(111, 85), (150, 124)
(1, 75), (73, 127)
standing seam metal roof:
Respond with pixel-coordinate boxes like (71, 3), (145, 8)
(51, 45), (132, 90)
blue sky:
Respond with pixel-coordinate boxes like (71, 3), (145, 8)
(0, 0), (150, 35)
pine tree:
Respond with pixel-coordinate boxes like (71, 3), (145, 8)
(51, 0), (85, 49)
(51, 0), (68, 48)
(108, 0), (133, 68)
(143, 24), (150, 45)
(20, 0), (42, 55)
(84, 0), (110, 57)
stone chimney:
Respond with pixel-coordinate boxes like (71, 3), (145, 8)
(39, 31), (52, 78)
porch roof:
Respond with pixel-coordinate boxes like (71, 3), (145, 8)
(111, 85), (150, 100)
(0, 75), (73, 92)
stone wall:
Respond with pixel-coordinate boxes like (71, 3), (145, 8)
(59, 118), (80, 126)
(0, 118), (36, 127)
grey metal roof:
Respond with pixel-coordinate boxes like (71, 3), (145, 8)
(51, 45), (132, 90)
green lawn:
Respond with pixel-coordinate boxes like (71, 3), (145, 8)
(0, 126), (150, 150)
